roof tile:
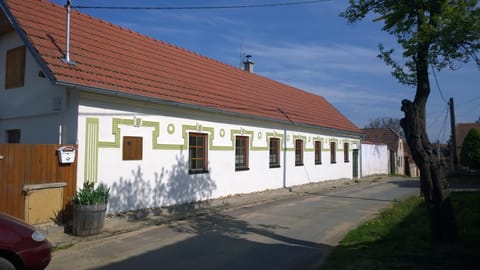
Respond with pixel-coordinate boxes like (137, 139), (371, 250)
(3, 0), (361, 134)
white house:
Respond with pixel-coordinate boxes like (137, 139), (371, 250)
(0, 0), (363, 213)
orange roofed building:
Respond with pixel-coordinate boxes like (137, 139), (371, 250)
(0, 0), (363, 213)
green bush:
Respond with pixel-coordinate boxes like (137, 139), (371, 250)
(460, 128), (480, 169)
(72, 182), (110, 205)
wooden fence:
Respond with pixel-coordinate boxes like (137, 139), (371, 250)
(0, 144), (77, 221)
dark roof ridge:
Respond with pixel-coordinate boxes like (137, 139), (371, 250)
(362, 127), (401, 138)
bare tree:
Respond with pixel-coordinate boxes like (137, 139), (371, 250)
(364, 117), (404, 138)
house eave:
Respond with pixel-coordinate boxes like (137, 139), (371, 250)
(56, 80), (363, 139)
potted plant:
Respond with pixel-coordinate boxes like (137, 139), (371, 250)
(72, 182), (110, 236)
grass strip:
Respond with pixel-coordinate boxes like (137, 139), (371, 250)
(320, 191), (480, 270)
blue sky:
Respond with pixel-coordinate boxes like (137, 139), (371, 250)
(52, 0), (479, 142)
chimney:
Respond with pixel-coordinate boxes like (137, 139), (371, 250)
(243, 55), (254, 73)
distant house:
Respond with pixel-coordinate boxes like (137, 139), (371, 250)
(362, 128), (406, 175)
(0, 0), (363, 213)
(403, 143), (420, 177)
(455, 123), (480, 164)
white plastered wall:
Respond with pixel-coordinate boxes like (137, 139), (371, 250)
(77, 93), (360, 213)
(361, 143), (388, 176)
(0, 31), (77, 144)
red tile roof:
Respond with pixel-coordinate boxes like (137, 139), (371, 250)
(2, 0), (361, 134)
(362, 128), (402, 151)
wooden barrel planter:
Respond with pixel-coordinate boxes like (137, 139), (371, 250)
(72, 203), (107, 236)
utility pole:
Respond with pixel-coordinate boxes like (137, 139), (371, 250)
(449, 97), (458, 173)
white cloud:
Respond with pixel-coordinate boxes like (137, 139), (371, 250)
(246, 42), (390, 76)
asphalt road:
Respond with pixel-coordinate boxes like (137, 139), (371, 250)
(47, 178), (419, 270)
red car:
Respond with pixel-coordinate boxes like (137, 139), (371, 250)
(0, 212), (52, 270)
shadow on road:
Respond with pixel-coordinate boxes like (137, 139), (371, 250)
(93, 212), (330, 270)
(388, 179), (420, 189)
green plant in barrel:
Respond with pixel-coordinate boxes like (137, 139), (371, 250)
(72, 182), (110, 205)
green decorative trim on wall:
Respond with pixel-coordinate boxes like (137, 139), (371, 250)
(97, 118), (132, 148)
(134, 117), (142, 127)
(84, 118), (99, 183)
(181, 124), (229, 151)
(328, 138), (339, 150)
(231, 129), (253, 150)
(167, 123), (175, 134)
(83, 116), (358, 187)
(89, 118), (355, 154)
(266, 132), (285, 151)
(140, 120), (176, 150)
(288, 135), (307, 151)
(142, 120), (184, 150)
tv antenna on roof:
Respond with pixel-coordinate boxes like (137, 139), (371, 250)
(61, 0), (76, 65)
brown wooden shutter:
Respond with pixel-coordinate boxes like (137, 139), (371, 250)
(123, 136), (143, 160)
(5, 46), (26, 89)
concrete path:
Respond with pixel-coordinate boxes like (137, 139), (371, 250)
(46, 178), (419, 270)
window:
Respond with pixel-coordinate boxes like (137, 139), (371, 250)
(189, 133), (208, 173)
(123, 136), (143, 160)
(235, 136), (249, 171)
(6, 46), (26, 89)
(314, 141), (322, 164)
(6, 129), (20, 143)
(295, 139), (303, 166)
(269, 138), (280, 168)
(344, 142), (349, 162)
(330, 141), (336, 164)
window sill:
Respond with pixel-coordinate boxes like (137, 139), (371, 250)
(331, 161), (336, 164)
(344, 161), (350, 163)
(269, 164), (281, 168)
(295, 163), (304, 167)
(315, 162), (322, 165)
(235, 167), (250, 172)
(189, 170), (209, 175)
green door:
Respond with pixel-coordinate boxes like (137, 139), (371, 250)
(353, 149), (359, 178)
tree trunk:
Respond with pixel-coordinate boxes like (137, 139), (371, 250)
(401, 100), (457, 242)
(400, 45), (457, 242)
